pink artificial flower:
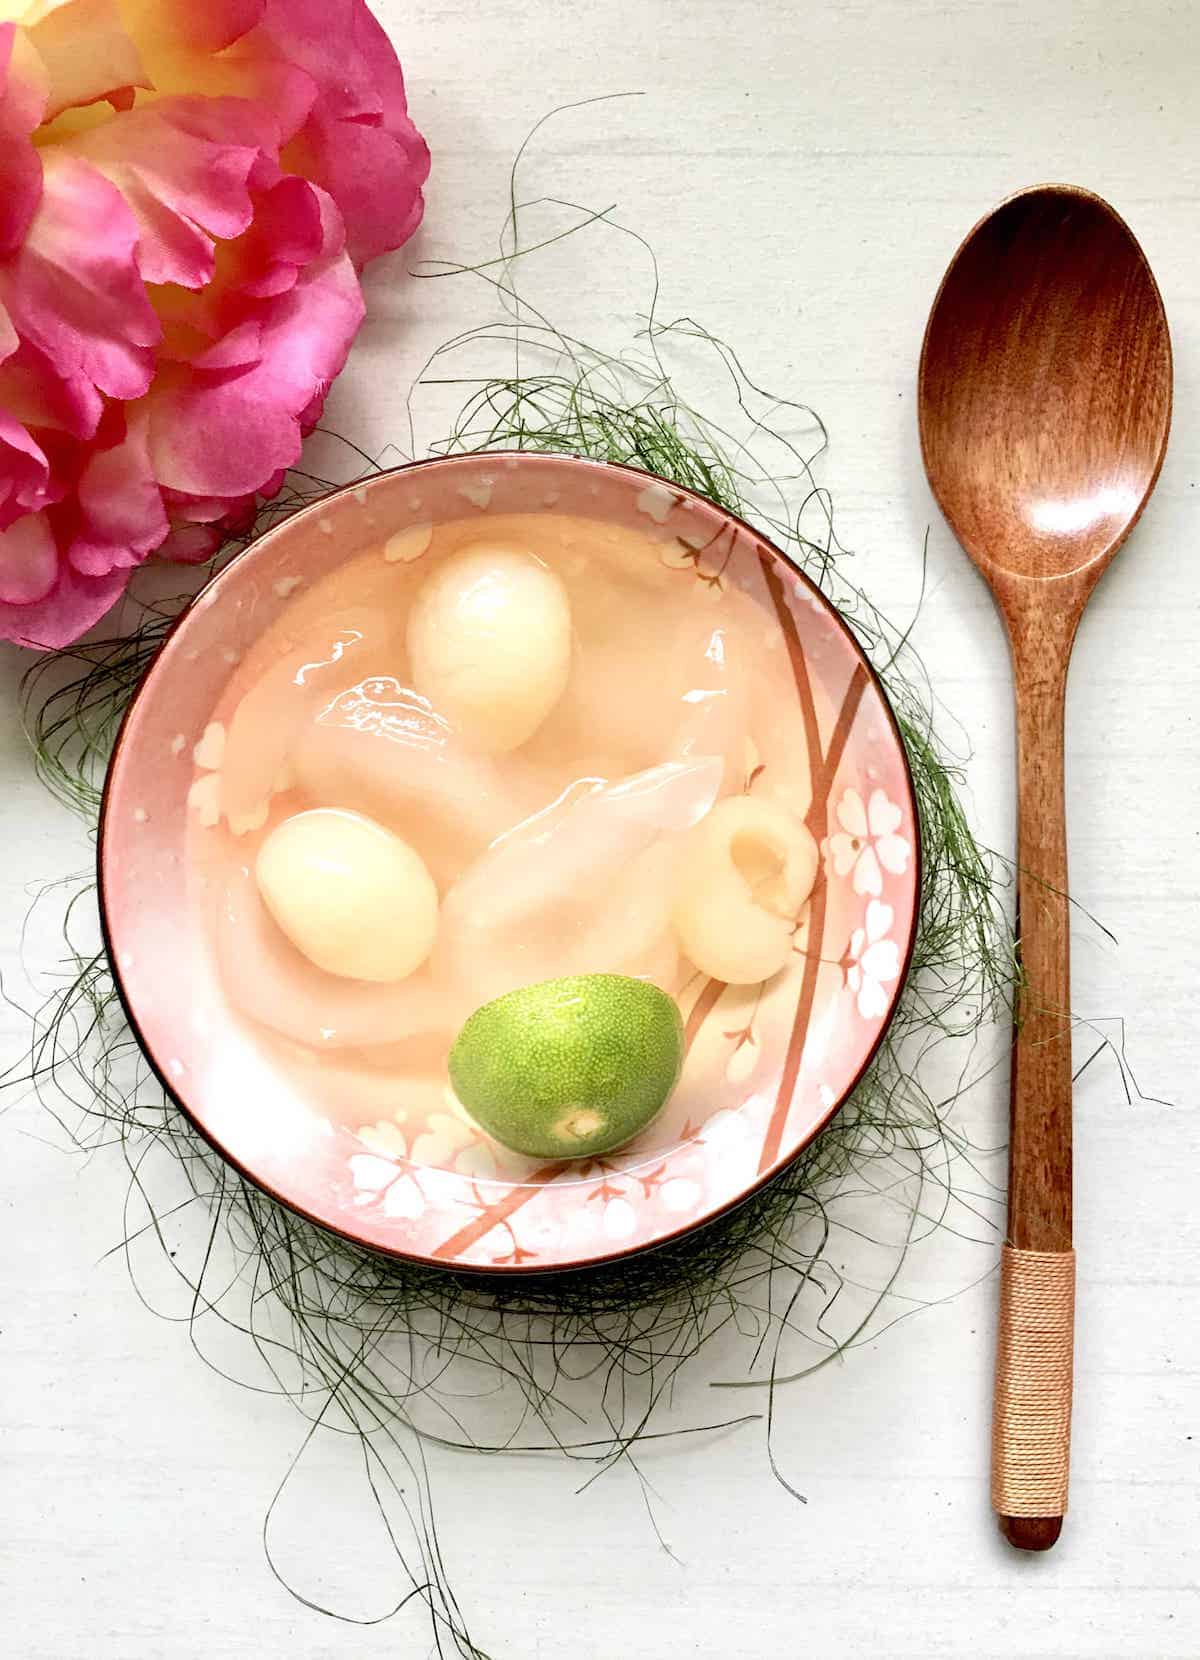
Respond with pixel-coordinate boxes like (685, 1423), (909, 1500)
(0, 0), (429, 647)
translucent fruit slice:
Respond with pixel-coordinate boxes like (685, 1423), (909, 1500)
(433, 757), (722, 1008)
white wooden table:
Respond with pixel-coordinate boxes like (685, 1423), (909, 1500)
(2, 2), (1197, 1655)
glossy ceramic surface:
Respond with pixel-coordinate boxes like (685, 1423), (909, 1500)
(100, 454), (920, 1272)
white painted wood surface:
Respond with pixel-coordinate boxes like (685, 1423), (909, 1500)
(2, 2), (1197, 1654)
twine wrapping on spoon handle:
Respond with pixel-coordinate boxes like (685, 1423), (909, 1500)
(991, 1245), (1075, 1518)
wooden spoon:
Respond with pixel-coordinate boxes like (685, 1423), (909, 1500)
(918, 185), (1171, 1551)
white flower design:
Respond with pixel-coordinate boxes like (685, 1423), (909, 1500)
(846, 900), (901, 1020)
(697, 1105), (761, 1185)
(186, 721), (224, 828)
(186, 714), (271, 835)
(572, 1168), (642, 1244)
(410, 1111), (477, 1168)
(350, 1107), (496, 1220)
(660, 1177), (701, 1214)
(453, 1141), (499, 1180)
(829, 788), (910, 897)
(348, 1150), (426, 1219)
(602, 1197), (637, 1240)
(357, 1118), (408, 1158)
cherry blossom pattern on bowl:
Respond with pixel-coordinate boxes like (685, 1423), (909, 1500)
(99, 453), (920, 1273)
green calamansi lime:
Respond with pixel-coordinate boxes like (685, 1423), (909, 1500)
(448, 974), (684, 1160)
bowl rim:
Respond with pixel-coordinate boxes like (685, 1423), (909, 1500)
(98, 450), (923, 1275)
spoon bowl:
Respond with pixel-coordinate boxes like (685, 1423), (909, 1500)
(918, 184), (1171, 1551)
(921, 185), (1170, 588)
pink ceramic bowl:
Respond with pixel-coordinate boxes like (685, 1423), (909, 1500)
(100, 454), (920, 1272)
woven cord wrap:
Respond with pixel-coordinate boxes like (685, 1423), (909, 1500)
(991, 1245), (1075, 1516)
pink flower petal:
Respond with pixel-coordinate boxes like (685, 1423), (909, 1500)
(0, 553), (127, 647)
(242, 0), (428, 266)
(166, 0), (266, 54)
(297, 108), (428, 268)
(25, 0), (152, 121)
(0, 335), (104, 438)
(234, 174), (330, 297)
(0, 512), (57, 604)
(296, 387), (326, 436)
(235, 261), (299, 301)
(157, 89), (284, 160)
(189, 57), (316, 148)
(191, 318), (263, 371)
(154, 523), (222, 564)
(0, 151), (159, 404)
(147, 249), (363, 498)
(161, 486), (256, 527)
(67, 96), (277, 288)
(149, 385), (300, 499)
(0, 411), (58, 529)
(69, 412), (168, 577)
(0, 24), (47, 255)
(341, 0), (413, 123)
(254, 0), (402, 123)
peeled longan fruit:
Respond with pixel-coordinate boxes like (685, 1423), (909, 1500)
(671, 795), (818, 984)
(406, 544), (572, 752)
(255, 809), (438, 983)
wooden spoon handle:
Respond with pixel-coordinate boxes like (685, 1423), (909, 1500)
(993, 614), (1077, 1547)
